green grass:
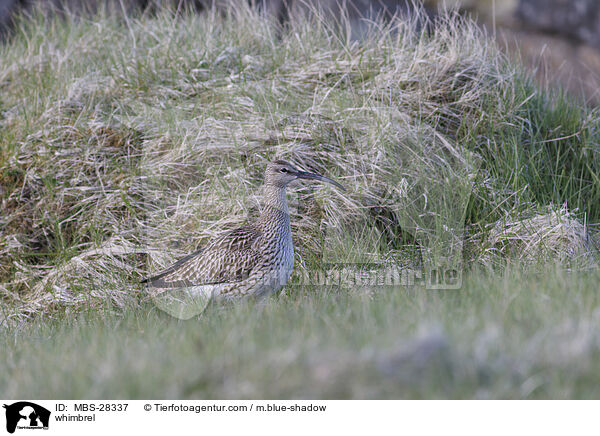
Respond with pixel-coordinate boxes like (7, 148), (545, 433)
(0, 3), (600, 399)
(2, 267), (600, 399)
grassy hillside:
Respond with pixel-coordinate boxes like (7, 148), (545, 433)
(0, 3), (599, 398)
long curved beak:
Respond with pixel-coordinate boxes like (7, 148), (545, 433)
(295, 170), (346, 191)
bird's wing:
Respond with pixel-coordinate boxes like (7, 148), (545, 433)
(143, 226), (263, 288)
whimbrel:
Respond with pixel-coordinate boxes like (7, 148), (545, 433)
(144, 160), (344, 304)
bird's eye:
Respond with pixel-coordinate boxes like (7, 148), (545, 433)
(280, 168), (289, 173)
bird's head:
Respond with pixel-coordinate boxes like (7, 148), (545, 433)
(265, 160), (345, 191)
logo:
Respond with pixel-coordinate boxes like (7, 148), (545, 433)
(3, 402), (50, 434)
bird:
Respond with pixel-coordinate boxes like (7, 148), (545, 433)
(143, 159), (345, 314)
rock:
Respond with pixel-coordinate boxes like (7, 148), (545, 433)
(498, 26), (600, 105)
(251, 0), (432, 39)
(516, 0), (600, 48)
(0, 0), (21, 38)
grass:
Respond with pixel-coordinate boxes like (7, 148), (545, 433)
(0, 2), (599, 398)
(2, 266), (600, 399)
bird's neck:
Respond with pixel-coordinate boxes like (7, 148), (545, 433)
(259, 184), (290, 230)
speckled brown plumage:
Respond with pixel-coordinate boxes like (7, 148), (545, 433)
(144, 160), (344, 302)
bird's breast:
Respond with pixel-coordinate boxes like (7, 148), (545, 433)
(281, 234), (294, 275)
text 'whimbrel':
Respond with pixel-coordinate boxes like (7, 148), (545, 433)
(144, 160), (345, 309)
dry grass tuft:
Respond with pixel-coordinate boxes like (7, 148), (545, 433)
(478, 205), (599, 270)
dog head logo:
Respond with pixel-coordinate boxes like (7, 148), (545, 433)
(3, 402), (50, 434)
